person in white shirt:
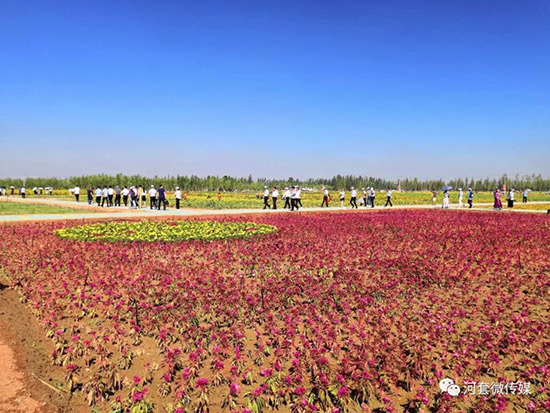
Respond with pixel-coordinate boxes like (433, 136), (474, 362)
(290, 186), (297, 211)
(73, 186), (80, 202)
(296, 187), (303, 209)
(458, 188), (464, 207)
(101, 186), (109, 207)
(271, 187), (279, 210)
(369, 187), (376, 208)
(385, 188), (393, 207)
(350, 187), (358, 208)
(20, 187), (26, 199)
(95, 187), (102, 206)
(263, 186), (271, 209)
(107, 186), (114, 206)
(175, 186), (182, 209)
(321, 186), (329, 207)
(121, 186), (130, 207)
(339, 189), (345, 207)
(148, 185), (157, 209)
(283, 187), (291, 209)
(442, 190), (450, 209)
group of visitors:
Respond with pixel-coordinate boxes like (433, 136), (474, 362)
(262, 186), (303, 211)
(434, 188), (474, 209)
(261, 186), (394, 210)
(77, 184), (175, 210)
(493, 188), (527, 210)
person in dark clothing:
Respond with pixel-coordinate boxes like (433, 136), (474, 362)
(87, 187), (93, 205)
(272, 187), (278, 210)
(115, 186), (121, 207)
(321, 186), (329, 207)
(384, 188), (393, 207)
(157, 184), (167, 210)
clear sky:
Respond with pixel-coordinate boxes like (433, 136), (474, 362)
(1, 0), (549, 180)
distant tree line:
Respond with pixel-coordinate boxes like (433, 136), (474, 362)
(0, 173), (549, 192)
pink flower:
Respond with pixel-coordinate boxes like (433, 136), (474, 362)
(133, 375), (141, 385)
(337, 387), (349, 398)
(230, 382), (240, 395)
(294, 386), (307, 396)
(195, 377), (209, 389)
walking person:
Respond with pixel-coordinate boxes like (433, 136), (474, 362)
(20, 186), (26, 198)
(467, 188), (474, 208)
(141, 186), (147, 208)
(108, 185), (114, 206)
(74, 185), (80, 202)
(157, 184), (167, 210)
(431, 190), (437, 206)
(321, 186), (329, 207)
(283, 187), (291, 209)
(148, 185), (157, 209)
(272, 187), (279, 210)
(87, 187), (93, 205)
(339, 189), (345, 208)
(129, 187), (137, 208)
(350, 187), (358, 209)
(290, 186), (297, 211)
(362, 188), (368, 207)
(95, 186), (102, 206)
(442, 190), (450, 209)
(262, 186), (271, 209)
(175, 186), (182, 209)
(101, 186), (109, 207)
(369, 187), (376, 208)
(523, 189), (528, 203)
(458, 188), (464, 208)
(385, 188), (393, 207)
(114, 185), (121, 207)
(493, 188), (503, 210)
(122, 186), (130, 207)
(296, 186), (303, 209)
(506, 189), (515, 208)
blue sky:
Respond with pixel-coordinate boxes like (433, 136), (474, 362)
(1, 0), (549, 180)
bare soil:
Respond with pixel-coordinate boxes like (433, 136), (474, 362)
(0, 280), (88, 412)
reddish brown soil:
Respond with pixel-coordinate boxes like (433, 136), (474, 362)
(0, 281), (88, 412)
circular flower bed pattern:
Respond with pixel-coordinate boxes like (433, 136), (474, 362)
(55, 220), (277, 242)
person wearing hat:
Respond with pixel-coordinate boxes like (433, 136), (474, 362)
(369, 187), (376, 208)
(350, 187), (358, 209)
(148, 185), (157, 209)
(263, 186), (271, 209)
(467, 188), (474, 208)
(175, 186), (182, 209)
(283, 187), (291, 209)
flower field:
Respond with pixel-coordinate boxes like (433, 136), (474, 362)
(0, 211), (549, 412)
(55, 221), (277, 242)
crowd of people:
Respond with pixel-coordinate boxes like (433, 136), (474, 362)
(77, 185), (184, 210)
(260, 186), (395, 210)
(0, 184), (538, 213)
